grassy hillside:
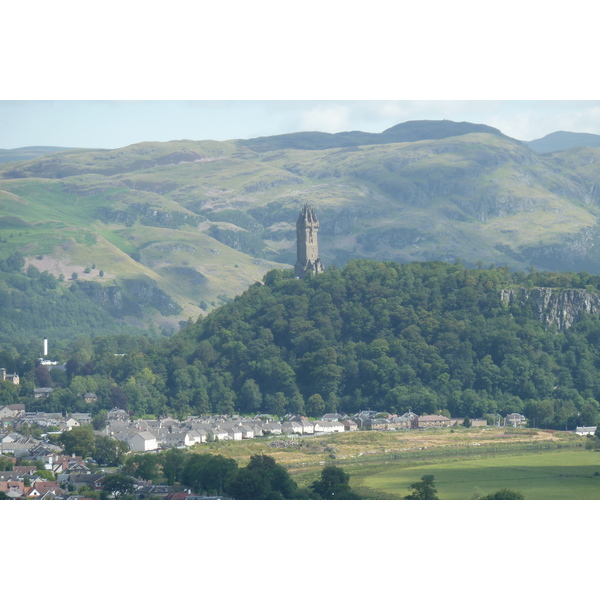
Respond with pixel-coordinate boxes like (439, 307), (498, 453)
(0, 141), (290, 332)
(2, 121), (600, 333)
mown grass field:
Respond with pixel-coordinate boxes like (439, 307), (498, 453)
(350, 448), (600, 500)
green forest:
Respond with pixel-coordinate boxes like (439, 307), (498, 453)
(0, 250), (177, 352)
(4, 258), (600, 430)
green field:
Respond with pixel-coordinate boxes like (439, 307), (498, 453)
(185, 427), (598, 500)
(352, 449), (600, 500)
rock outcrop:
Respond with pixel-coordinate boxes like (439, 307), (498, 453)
(500, 287), (600, 331)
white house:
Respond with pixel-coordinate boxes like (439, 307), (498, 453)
(185, 430), (207, 445)
(205, 427), (229, 441)
(128, 431), (158, 452)
(64, 418), (80, 430)
(300, 421), (315, 434)
(262, 422), (283, 435)
(238, 425), (255, 439)
(575, 426), (597, 436)
(313, 421), (345, 434)
(161, 432), (187, 448)
(505, 413), (527, 427)
(282, 421), (303, 435)
(220, 424), (244, 441)
(0, 406), (19, 419)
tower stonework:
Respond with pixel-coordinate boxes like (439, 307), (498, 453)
(295, 204), (324, 278)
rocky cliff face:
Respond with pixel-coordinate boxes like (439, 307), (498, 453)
(500, 287), (600, 331)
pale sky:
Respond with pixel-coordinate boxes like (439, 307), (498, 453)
(2, 100), (600, 149)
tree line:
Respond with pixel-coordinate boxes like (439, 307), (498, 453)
(6, 259), (600, 429)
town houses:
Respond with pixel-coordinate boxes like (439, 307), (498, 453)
(0, 399), (575, 501)
(2, 402), (499, 459)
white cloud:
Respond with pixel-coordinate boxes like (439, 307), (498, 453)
(484, 103), (600, 141)
(296, 104), (353, 133)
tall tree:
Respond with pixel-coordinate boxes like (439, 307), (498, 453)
(310, 466), (359, 500)
(102, 473), (135, 499)
(92, 435), (128, 467)
(123, 454), (160, 481)
(227, 454), (297, 500)
(404, 475), (439, 500)
(59, 427), (96, 458)
(159, 448), (186, 486)
(306, 393), (325, 417)
(182, 454), (238, 495)
(239, 378), (263, 413)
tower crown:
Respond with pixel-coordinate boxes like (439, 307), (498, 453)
(297, 204), (319, 226)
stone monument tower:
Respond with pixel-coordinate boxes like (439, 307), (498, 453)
(295, 203), (324, 278)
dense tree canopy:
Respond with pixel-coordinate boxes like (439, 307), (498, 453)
(58, 427), (96, 458)
(154, 260), (600, 425)
(181, 453), (238, 495)
(226, 454), (298, 500)
(102, 473), (135, 499)
(0, 253), (142, 346)
(8, 259), (600, 431)
(91, 435), (128, 467)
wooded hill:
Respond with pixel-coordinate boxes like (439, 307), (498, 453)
(25, 260), (600, 431)
(0, 249), (181, 352)
(3, 119), (600, 331)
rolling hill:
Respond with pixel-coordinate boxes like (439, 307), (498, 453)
(2, 119), (600, 336)
(0, 146), (78, 164)
(524, 131), (600, 153)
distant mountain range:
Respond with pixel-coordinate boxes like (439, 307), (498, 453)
(2, 119), (600, 335)
(237, 120), (511, 152)
(4, 123), (600, 158)
(523, 131), (600, 153)
(0, 146), (78, 164)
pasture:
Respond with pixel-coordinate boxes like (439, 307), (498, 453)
(350, 449), (600, 500)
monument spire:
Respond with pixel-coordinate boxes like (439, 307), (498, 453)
(295, 203), (324, 278)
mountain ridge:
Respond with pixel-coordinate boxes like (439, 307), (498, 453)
(0, 146), (80, 164)
(2, 120), (600, 338)
(236, 119), (511, 152)
(523, 131), (600, 153)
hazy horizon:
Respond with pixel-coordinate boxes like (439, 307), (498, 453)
(2, 100), (600, 151)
